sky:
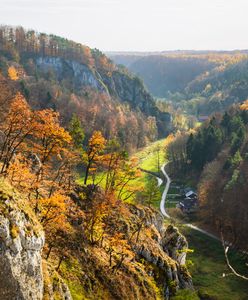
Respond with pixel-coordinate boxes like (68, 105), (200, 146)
(1, 0), (248, 51)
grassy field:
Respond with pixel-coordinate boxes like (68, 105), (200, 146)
(77, 139), (167, 204)
(134, 138), (166, 173)
(179, 225), (248, 300)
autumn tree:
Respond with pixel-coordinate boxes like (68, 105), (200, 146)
(39, 192), (68, 227)
(8, 66), (19, 81)
(68, 114), (85, 150)
(7, 153), (36, 193)
(106, 233), (133, 273)
(31, 109), (72, 207)
(102, 139), (128, 194)
(44, 213), (76, 268)
(84, 192), (109, 244)
(83, 130), (106, 185)
(47, 149), (78, 198)
(0, 93), (38, 174)
(115, 157), (142, 201)
(0, 73), (16, 117)
(142, 176), (160, 207)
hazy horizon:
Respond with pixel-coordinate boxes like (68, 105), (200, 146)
(1, 0), (248, 51)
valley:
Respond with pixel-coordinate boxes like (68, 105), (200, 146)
(136, 140), (248, 299)
(0, 21), (247, 300)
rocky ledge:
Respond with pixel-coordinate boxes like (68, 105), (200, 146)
(0, 180), (44, 300)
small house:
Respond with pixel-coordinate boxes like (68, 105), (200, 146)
(179, 187), (198, 213)
(181, 187), (197, 199)
(179, 198), (198, 213)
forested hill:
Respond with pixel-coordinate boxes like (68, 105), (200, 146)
(110, 51), (248, 116)
(0, 27), (195, 299)
(185, 57), (248, 114)
(0, 25), (171, 151)
(166, 102), (248, 255)
(111, 54), (218, 97)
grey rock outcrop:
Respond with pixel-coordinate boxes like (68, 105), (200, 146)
(130, 205), (193, 294)
(0, 180), (73, 300)
(35, 56), (171, 136)
(36, 57), (107, 93)
(0, 183), (45, 300)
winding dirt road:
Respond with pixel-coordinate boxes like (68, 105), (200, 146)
(156, 163), (171, 218)
(156, 164), (220, 240)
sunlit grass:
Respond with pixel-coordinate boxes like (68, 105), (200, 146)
(77, 139), (167, 204)
(135, 138), (167, 173)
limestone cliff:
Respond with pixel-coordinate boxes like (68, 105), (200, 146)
(0, 180), (72, 300)
(36, 57), (107, 93)
(0, 179), (44, 300)
(34, 56), (171, 136)
(0, 180), (193, 300)
(130, 206), (193, 292)
(59, 186), (193, 300)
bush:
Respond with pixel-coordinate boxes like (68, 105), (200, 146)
(171, 289), (200, 300)
(10, 223), (20, 239)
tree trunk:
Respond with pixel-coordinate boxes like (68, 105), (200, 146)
(56, 256), (64, 271)
(84, 163), (91, 185)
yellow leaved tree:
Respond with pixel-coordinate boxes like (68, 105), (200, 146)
(83, 130), (106, 184)
(8, 66), (19, 81)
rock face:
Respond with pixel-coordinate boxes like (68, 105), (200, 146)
(0, 182), (193, 300)
(35, 56), (171, 136)
(0, 183), (45, 300)
(131, 206), (194, 294)
(36, 57), (107, 93)
(0, 180), (73, 300)
(102, 70), (172, 135)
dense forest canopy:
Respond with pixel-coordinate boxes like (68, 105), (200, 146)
(166, 103), (248, 254)
(121, 55), (218, 97)
(0, 25), (115, 72)
(110, 51), (248, 116)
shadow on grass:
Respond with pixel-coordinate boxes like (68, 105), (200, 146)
(180, 226), (248, 300)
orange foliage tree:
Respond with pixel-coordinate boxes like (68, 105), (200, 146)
(240, 100), (248, 111)
(39, 192), (68, 227)
(115, 157), (142, 201)
(83, 130), (106, 185)
(28, 110), (73, 213)
(0, 93), (38, 174)
(8, 66), (19, 81)
(0, 92), (75, 211)
(7, 153), (36, 193)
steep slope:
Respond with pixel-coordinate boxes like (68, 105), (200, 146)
(0, 26), (171, 150)
(168, 104), (248, 255)
(0, 179), (195, 300)
(127, 56), (217, 97)
(186, 58), (248, 114)
(60, 185), (194, 300)
(32, 56), (169, 133)
(110, 51), (248, 116)
(0, 179), (74, 300)
(0, 59), (194, 300)
(0, 26), (196, 300)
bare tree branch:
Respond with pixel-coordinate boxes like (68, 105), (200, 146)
(220, 230), (248, 280)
